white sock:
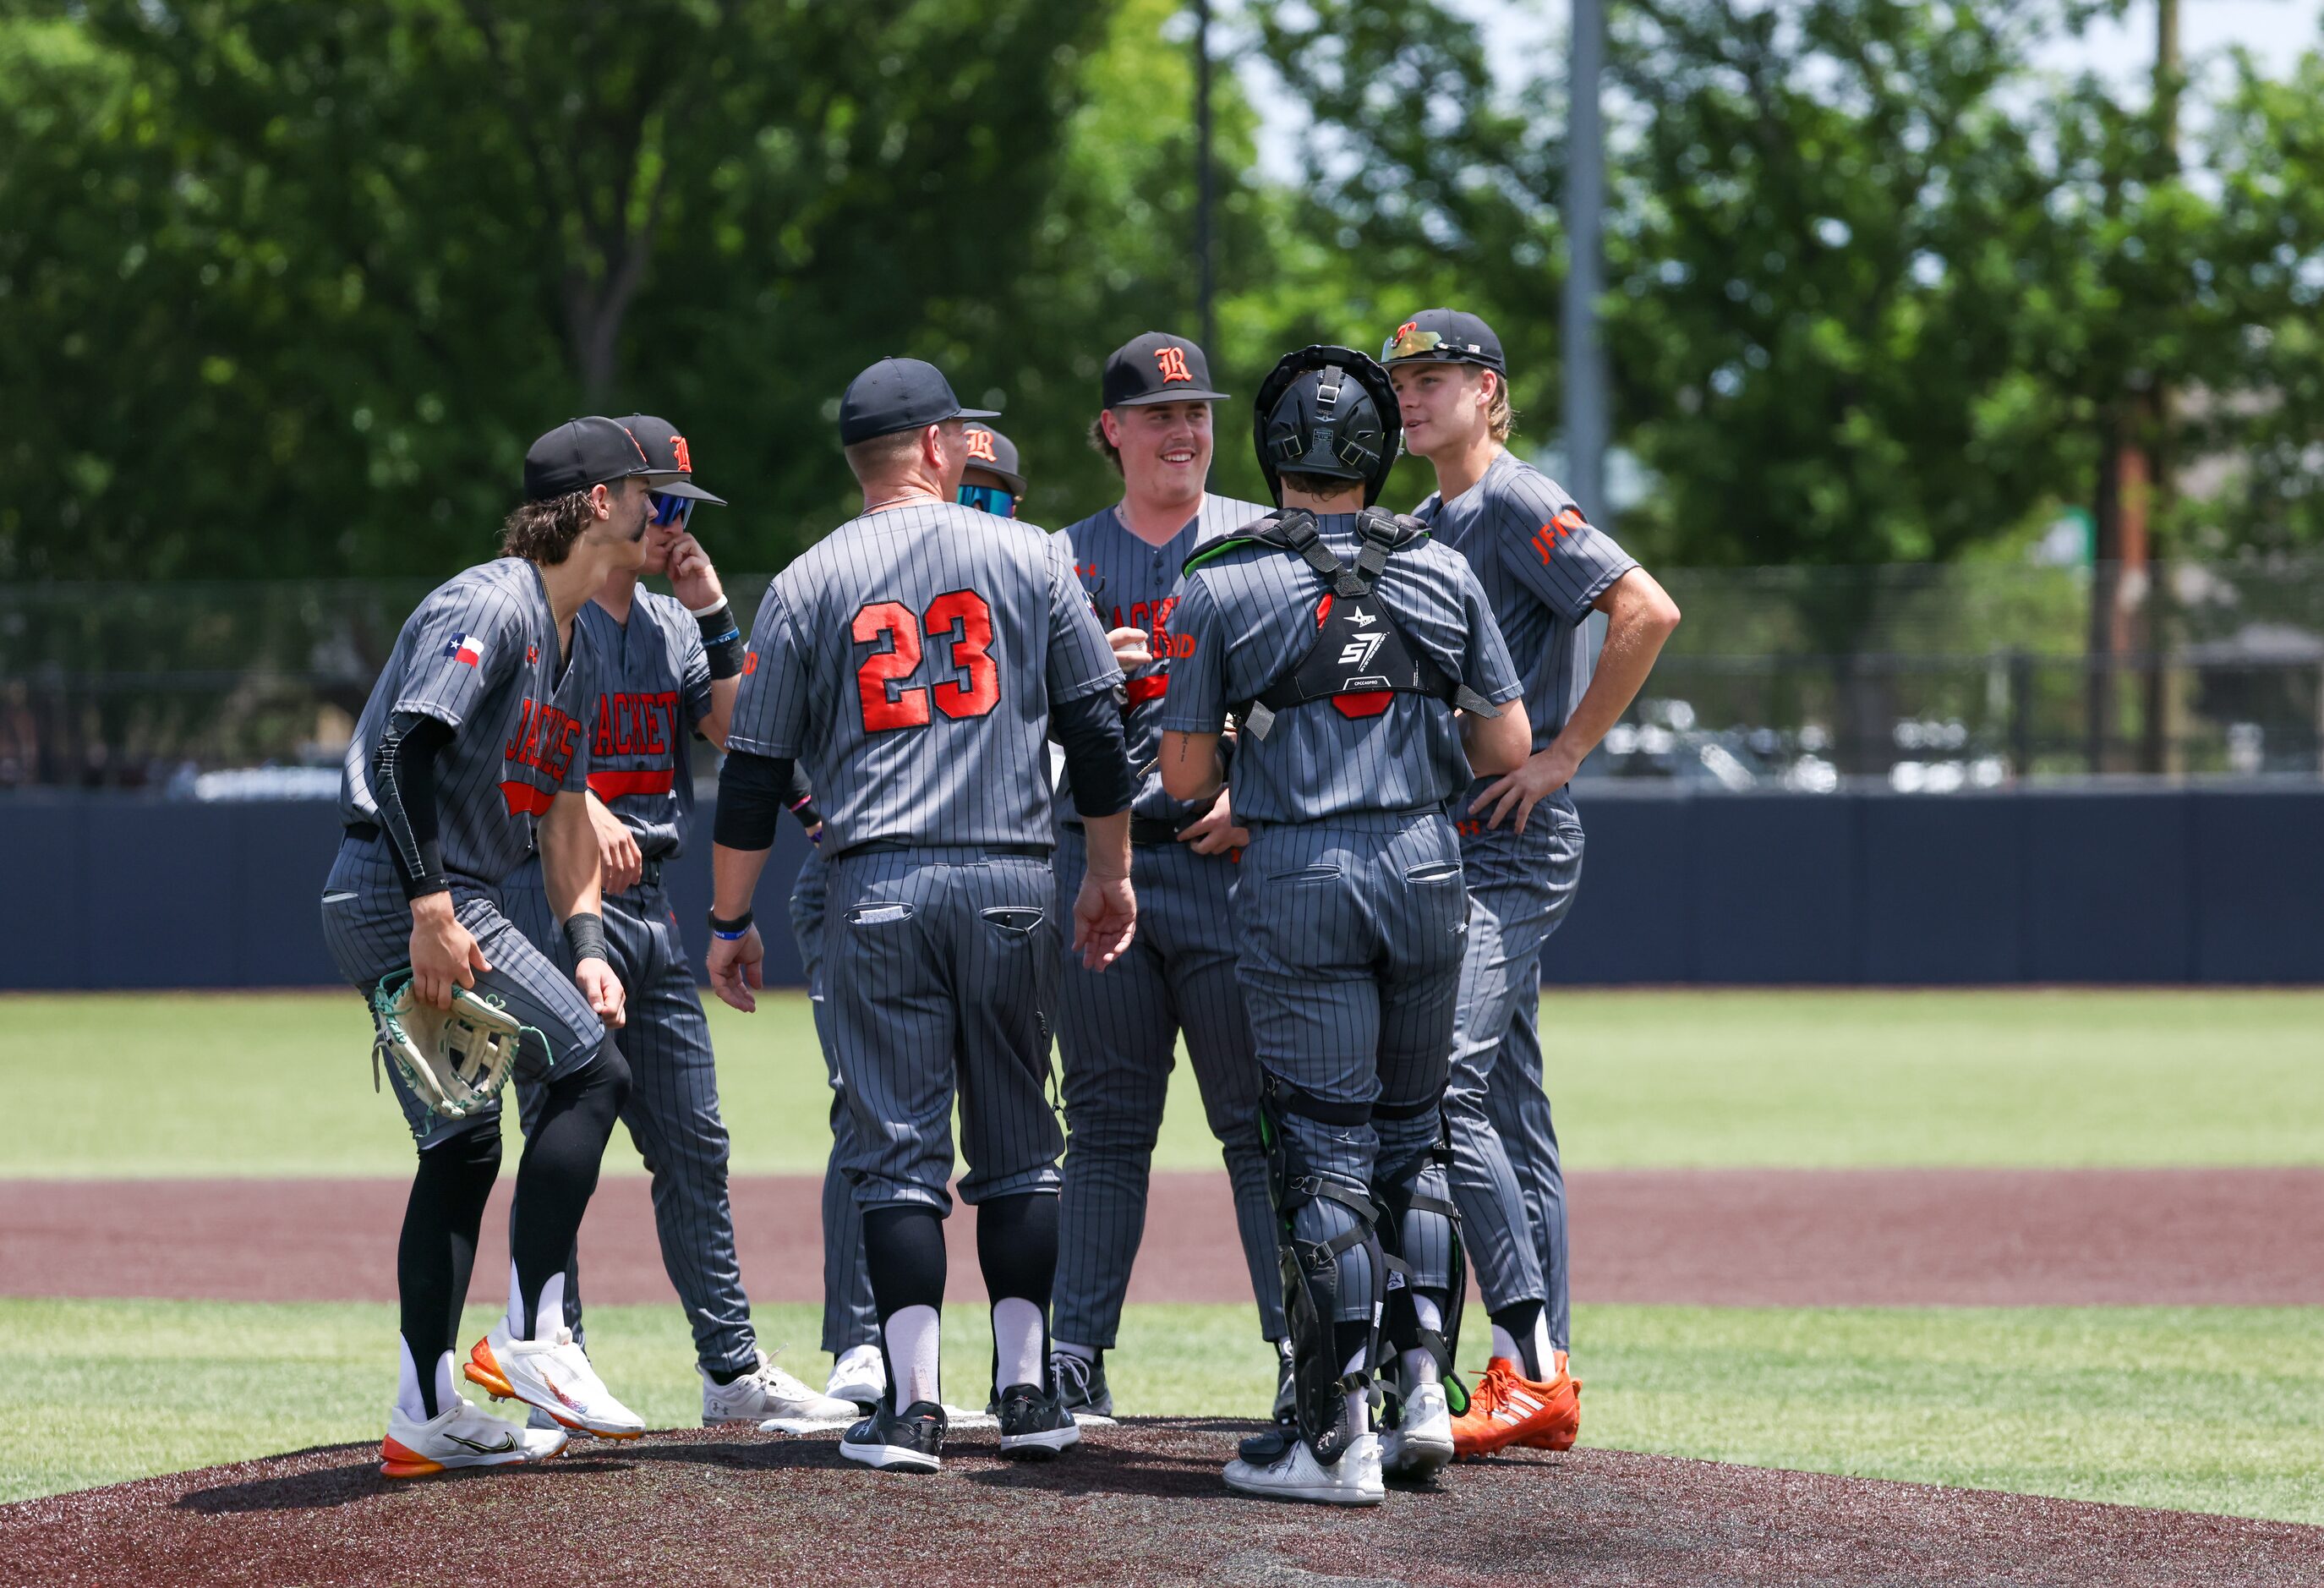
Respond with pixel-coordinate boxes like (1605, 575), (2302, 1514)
(1053, 1339), (1097, 1364)
(1533, 1315), (1560, 1378)
(1409, 1296), (1444, 1384)
(507, 1268), (566, 1344)
(1490, 1322), (1524, 1366)
(1343, 1345), (1370, 1437)
(396, 1338), (458, 1421)
(883, 1304), (943, 1411)
(992, 1298), (1046, 1391)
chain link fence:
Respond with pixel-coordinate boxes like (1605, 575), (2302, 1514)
(3, 559), (2320, 792)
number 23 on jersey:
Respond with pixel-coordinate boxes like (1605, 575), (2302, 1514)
(854, 589), (1001, 731)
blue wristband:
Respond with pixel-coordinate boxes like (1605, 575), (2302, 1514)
(708, 907), (754, 941)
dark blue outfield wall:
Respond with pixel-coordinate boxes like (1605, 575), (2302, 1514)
(1, 786), (2318, 991)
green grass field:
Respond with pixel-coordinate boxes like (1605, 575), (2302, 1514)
(7, 988), (2321, 1177)
(6, 1298), (2320, 1524)
(3, 988), (2320, 1521)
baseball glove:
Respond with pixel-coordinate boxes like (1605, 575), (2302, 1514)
(369, 968), (536, 1120)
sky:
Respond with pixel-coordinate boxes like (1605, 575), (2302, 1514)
(1249, 1), (2324, 179)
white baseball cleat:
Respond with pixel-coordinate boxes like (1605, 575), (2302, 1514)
(826, 1344), (887, 1412)
(1381, 1382), (1455, 1479)
(704, 1349), (861, 1426)
(527, 1405), (592, 1440)
(381, 1396), (566, 1479)
(1223, 1431), (1385, 1505)
(465, 1324), (646, 1440)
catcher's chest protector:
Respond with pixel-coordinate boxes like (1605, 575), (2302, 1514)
(1191, 508), (1494, 741)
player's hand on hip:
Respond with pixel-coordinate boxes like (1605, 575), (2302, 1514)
(1072, 872), (1137, 971)
(707, 924), (764, 1013)
(575, 957), (626, 1028)
(666, 532), (725, 611)
(588, 794), (644, 893)
(1106, 626), (1153, 669)
(1470, 742), (1580, 835)
(1177, 793), (1249, 857)
(408, 893), (488, 1010)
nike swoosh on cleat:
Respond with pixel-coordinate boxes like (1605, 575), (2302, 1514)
(445, 1432), (520, 1454)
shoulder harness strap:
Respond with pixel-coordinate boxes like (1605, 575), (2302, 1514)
(1217, 508), (1500, 739)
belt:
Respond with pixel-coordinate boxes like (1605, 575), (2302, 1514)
(834, 839), (1051, 862)
(347, 823), (664, 889)
(1067, 817), (1196, 846)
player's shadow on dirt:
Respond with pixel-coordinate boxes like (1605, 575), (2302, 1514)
(173, 1446), (594, 1514)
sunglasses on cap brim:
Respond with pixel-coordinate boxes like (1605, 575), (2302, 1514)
(1381, 326), (1496, 364)
(957, 483), (1016, 518)
(649, 492), (696, 529)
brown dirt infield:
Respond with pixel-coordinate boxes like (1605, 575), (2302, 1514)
(6, 1419), (2321, 1587)
(5, 1166), (2317, 1307)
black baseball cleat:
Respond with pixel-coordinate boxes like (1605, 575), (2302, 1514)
(839, 1399), (947, 1473)
(996, 1382), (1083, 1459)
(1050, 1349), (1114, 1421)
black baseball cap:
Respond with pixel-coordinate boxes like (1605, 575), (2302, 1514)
(960, 423), (1026, 496)
(1381, 309), (1506, 373)
(1102, 331), (1229, 408)
(612, 414), (725, 504)
(838, 358), (998, 445)
(523, 416), (682, 502)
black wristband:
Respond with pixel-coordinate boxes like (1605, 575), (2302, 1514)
(695, 600), (746, 681)
(709, 907), (755, 940)
(563, 912), (609, 966)
(787, 794), (822, 831)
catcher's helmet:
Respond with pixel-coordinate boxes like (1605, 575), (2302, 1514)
(1253, 345), (1403, 507)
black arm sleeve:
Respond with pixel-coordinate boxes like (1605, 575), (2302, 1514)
(780, 762), (821, 829)
(375, 711), (455, 900)
(1053, 688), (1135, 819)
(714, 749), (796, 851)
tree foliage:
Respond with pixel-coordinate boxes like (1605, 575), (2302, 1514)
(9, 0), (2324, 582)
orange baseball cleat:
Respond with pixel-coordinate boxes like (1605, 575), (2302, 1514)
(1449, 1354), (1582, 1459)
(1516, 1350), (1582, 1450)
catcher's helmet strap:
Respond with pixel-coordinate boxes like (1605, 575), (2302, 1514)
(1251, 344), (1403, 507)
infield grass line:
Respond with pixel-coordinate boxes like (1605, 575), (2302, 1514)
(6, 988), (2321, 1178)
(2, 1299), (2320, 1525)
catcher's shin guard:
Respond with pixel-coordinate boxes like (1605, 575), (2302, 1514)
(1374, 1092), (1468, 1416)
(1258, 1073), (1382, 1466)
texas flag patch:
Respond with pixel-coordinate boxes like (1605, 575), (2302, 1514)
(444, 633), (486, 667)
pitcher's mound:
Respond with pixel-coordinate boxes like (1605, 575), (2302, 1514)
(5, 1418), (2318, 1587)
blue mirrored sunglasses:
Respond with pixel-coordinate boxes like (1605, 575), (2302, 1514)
(957, 483), (1016, 517)
(649, 493), (696, 529)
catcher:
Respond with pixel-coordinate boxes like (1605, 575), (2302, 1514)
(320, 416), (664, 1478)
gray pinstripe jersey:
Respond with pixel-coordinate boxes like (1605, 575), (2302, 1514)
(1157, 513), (1523, 824)
(1413, 451), (1637, 748)
(1055, 493), (1270, 824)
(573, 593), (713, 860)
(338, 557), (593, 884)
(727, 500), (1121, 850)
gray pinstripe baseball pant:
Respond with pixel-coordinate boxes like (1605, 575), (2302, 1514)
(1231, 813), (1466, 1324)
(503, 859), (757, 1377)
(1051, 824), (1285, 1348)
(823, 846), (1064, 1213)
(787, 844), (878, 1355)
(1450, 802), (1586, 1348)
(320, 839), (609, 1149)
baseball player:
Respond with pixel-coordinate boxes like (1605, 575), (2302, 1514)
(811, 419), (1029, 1414)
(1159, 347), (1531, 1503)
(500, 417), (856, 1430)
(1047, 332), (1282, 1420)
(1383, 309), (1681, 1456)
(320, 416), (664, 1479)
(705, 357), (1136, 1475)
(957, 420), (1026, 516)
